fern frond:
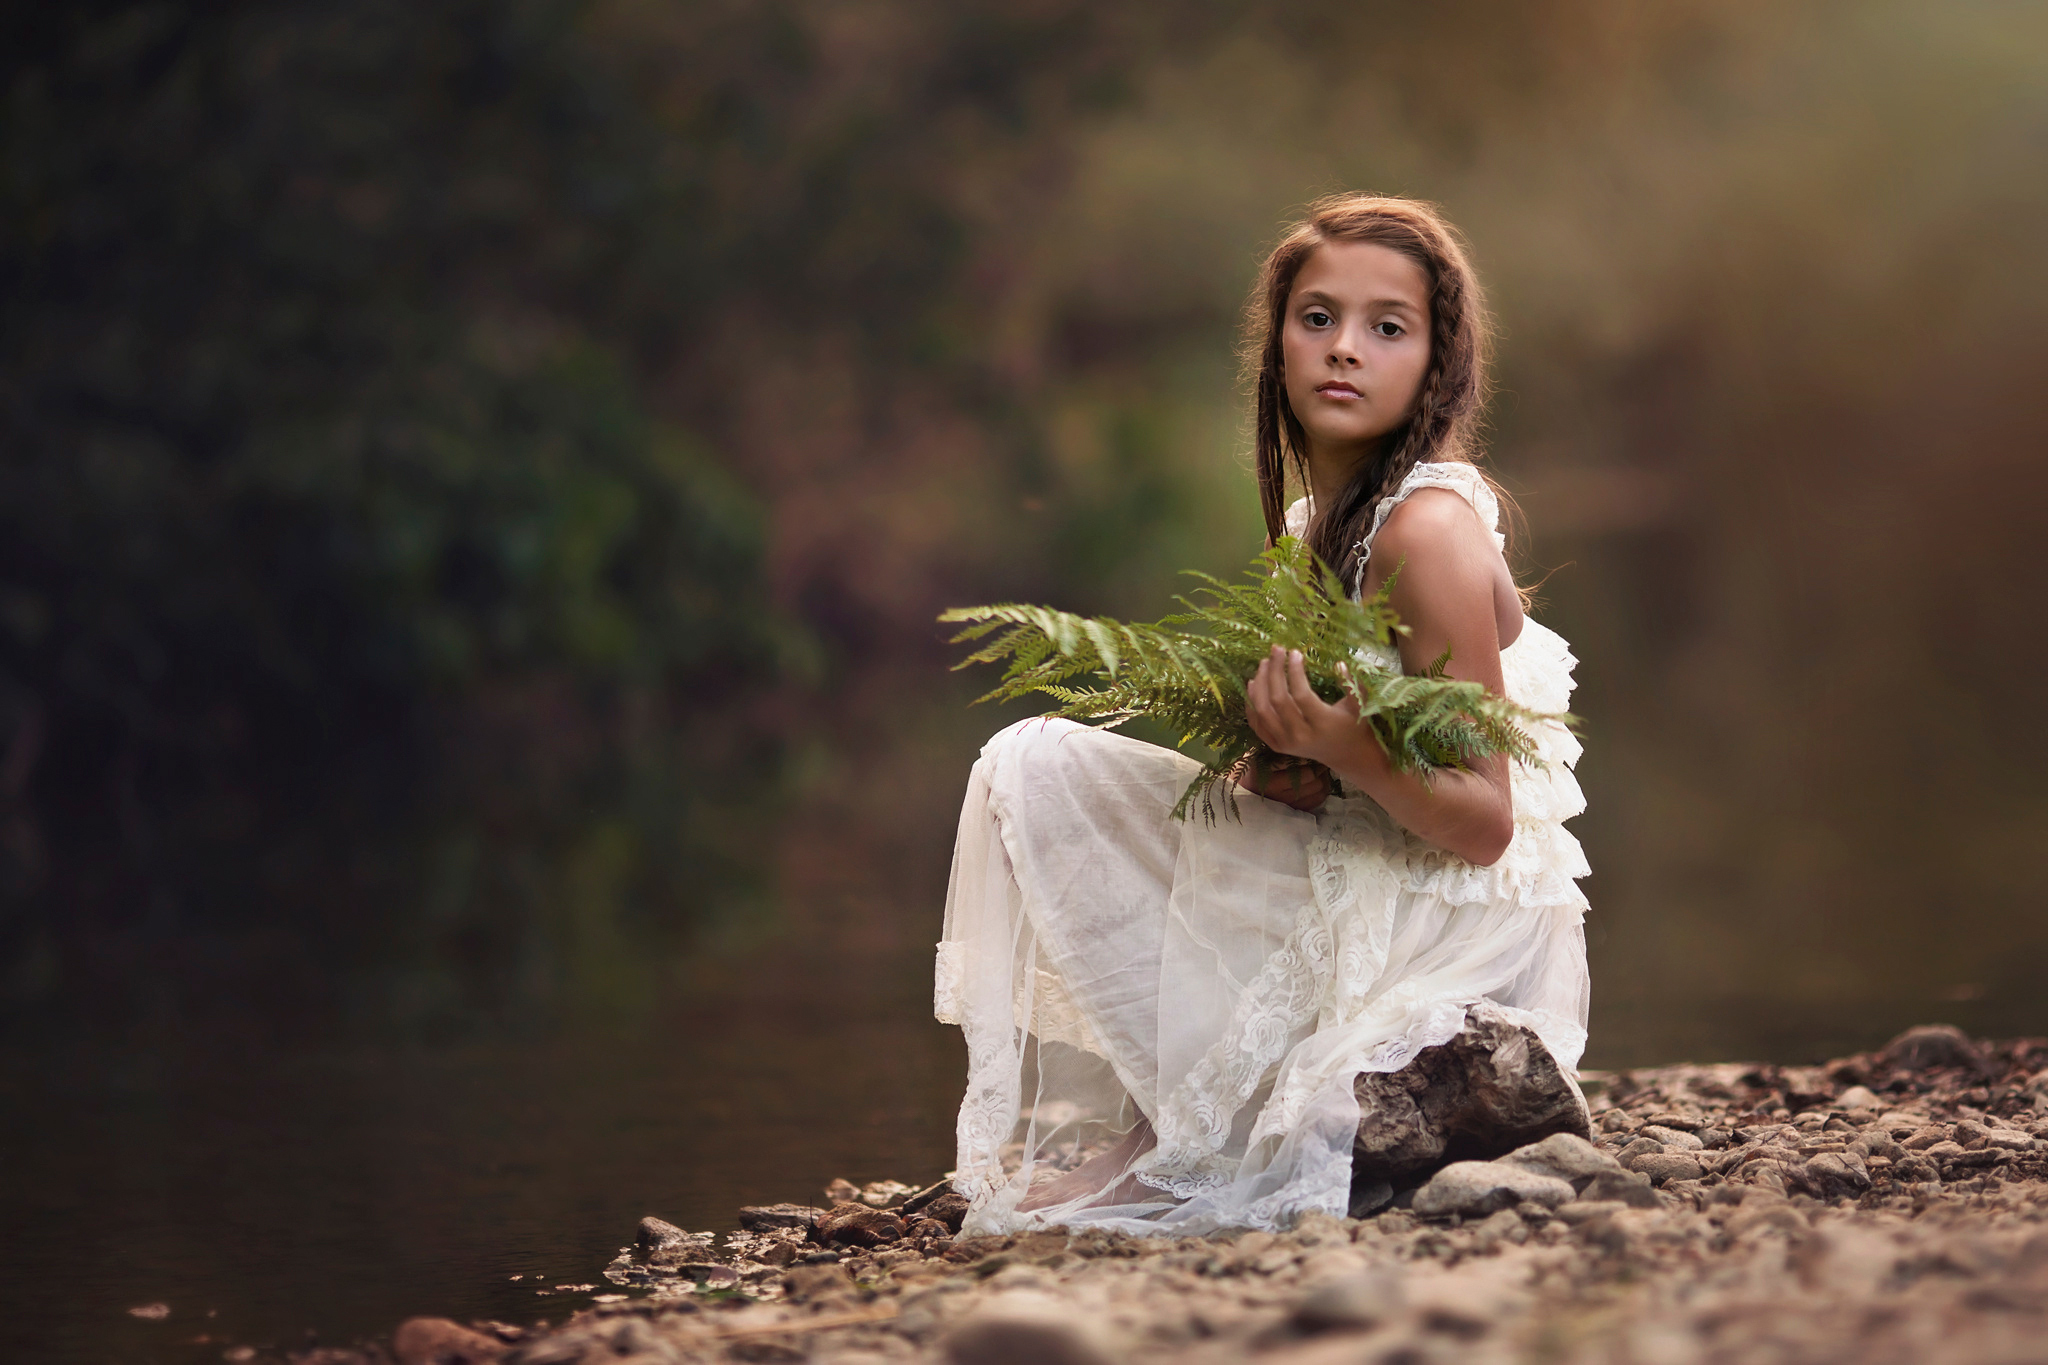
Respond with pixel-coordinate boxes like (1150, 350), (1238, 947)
(943, 537), (1572, 822)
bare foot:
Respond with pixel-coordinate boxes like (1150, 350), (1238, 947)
(1017, 1119), (1157, 1212)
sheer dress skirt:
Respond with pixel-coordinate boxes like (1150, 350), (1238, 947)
(935, 694), (1589, 1237)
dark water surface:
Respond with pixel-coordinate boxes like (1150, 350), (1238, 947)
(0, 1000), (964, 1364)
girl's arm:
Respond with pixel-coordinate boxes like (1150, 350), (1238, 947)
(1244, 489), (1515, 864)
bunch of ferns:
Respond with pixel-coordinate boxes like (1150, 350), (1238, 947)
(941, 537), (1561, 821)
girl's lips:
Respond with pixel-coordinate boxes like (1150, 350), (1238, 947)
(1315, 383), (1362, 399)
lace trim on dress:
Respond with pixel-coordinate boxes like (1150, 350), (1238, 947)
(1359, 461), (1505, 562)
(1135, 896), (1339, 1197)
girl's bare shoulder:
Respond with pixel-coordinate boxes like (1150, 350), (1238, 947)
(1371, 486), (1498, 566)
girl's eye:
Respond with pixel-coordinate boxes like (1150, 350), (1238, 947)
(1304, 309), (1333, 328)
(1372, 321), (1404, 338)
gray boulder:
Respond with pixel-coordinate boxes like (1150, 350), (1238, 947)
(1411, 1160), (1574, 1217)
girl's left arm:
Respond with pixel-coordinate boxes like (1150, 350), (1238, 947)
(1243, 489), (1515, 864)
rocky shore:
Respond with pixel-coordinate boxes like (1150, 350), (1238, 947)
(312, 1026), (2048, 1365)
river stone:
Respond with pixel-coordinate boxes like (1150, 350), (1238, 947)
(1293, 1268), (1406, 1332)
(1578, 1168), (1662, 1207)
(1348, 1175), (1396, 1217)
(782, 1263), (856, 1302)
(919, 1191), (972, 1232)
(393, 1317), (505, 1365)
(815, 1203), (906, 1248)
(1633, 1153), (1705, 1185)
(1617, 1136), (1665, 1164)
(1352, 1007), (1593, 1187)
(738, 1203), (825, 1232)
(942, 1295), (1117, 1365)
(1500, 1132), (1626, 1190)
(1412, 1160), (1574, 1217)
(1796, 1152), (1872, 1198)
(860, 1179), (919, 1208)
(1641, 1124), (1705, 1152)
(899, 1179), (956, 1216)
(634, 1215), (690, 1253)
(1880, 1024), (1985, 1074)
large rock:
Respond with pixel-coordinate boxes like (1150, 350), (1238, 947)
(1352, 1007), (1592, 1186)
(1411, 1160), (1574, 1217)
(1880, 1025), (1986, 1074)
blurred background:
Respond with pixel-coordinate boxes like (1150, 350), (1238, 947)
(3, 0), (2044, 1359)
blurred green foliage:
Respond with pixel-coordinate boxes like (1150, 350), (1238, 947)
(0, 0), (1223, 1033)
(4, 0), (2045, 1057)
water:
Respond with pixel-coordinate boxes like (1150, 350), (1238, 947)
(0, 996), (964, 1363)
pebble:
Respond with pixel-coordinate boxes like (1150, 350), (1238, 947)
(941, 1294), (1117, 1365)
(1291, 1268), (1405, 1331)
(1617, 1135), (1665, 1163)
(737, 1203), (825, 1231)
(1633, 1153), (1705, 1184)
(392, 1317), (504, 1365)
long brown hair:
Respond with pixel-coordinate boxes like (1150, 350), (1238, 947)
(1246, 194), (1498, 589)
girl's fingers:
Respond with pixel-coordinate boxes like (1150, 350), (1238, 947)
(1284, 649), (1321, 710)
(1264, 647), (1306, 729)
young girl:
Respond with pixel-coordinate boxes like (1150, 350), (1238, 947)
(935, 195), (1590, 1236)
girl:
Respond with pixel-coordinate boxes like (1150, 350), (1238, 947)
(935, 194), (1589, 1236)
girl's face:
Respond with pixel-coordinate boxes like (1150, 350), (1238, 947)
(1280, 241), (1433, 466)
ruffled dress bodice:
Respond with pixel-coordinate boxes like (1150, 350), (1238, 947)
(1284, 461), (1589, 937)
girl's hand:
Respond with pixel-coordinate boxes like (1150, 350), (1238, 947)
(1245, 646), (1368, 773)
(1234, 751), (1333, 811)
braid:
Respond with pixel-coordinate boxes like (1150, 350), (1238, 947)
(1321, 264), (1462, 587)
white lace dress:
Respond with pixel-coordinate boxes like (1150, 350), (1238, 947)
(934, 462), (1590, 1237)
